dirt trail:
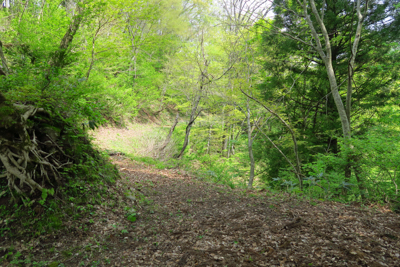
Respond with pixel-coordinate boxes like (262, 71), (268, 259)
(2, 155), (400, 266)
(106, 156), (400, 266)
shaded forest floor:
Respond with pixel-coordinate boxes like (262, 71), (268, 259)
(3, 154), (400, 266)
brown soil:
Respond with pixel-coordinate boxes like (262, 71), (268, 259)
(2, 155), (400, 266)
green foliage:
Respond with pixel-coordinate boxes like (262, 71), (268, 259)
(256, 0), (400, 181)
(39, 188), (54, 205)
(125, 207), (137, 223)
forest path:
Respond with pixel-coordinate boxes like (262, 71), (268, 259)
(5, 154), (399, 266)
(98, 155), (400, 266)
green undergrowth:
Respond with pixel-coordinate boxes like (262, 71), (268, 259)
(128, 153), (247, 190)
(0, 147), (149, 265)
(129, 155), (171, 170)
(0, 177), (149, 266)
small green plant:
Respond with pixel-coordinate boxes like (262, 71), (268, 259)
(39, 188), (55, 205)
(126, 211), (137, 222)
(62, 250), (73, 258)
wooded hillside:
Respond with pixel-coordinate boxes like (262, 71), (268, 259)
(1, 0), (400, 265)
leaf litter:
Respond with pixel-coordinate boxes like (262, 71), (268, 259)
(1, 154), (400, 266)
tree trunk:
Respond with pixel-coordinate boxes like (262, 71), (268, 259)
(227, 125), (232, 158)
(207, 123), (213, 154)
(176, 94), (201, 158)
(343, 0), (366, 187)
(221, 106), (226, 157)
(42, 4), (83, 91)
(223, 133), (228, 157)
(246, 99), (256, 188)
(86, 19), (106, 79)
(352, 154), (365, 200)
(0, 40), (9, 75)
(301, 0), (367, 189)
(241, 90), (302, 188)
(231, 118), (246, 156)
(159, 112), (179, 153)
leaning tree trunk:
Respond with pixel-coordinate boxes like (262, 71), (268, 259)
(241, 90), (303, 188)
(42, 4), (83, 91)
(158, 112), (179, 158)
(175, 94), (202, 159)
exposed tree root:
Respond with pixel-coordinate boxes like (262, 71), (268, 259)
(0, 98), (72, 203)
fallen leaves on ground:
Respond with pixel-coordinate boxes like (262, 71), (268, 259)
(1, 155), (400, 266)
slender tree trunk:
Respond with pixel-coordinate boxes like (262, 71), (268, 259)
(86, 20), (105, 79)
(18, 0), (29, 26)
(242, 90), (302, 188)
(301, 0), (367, 189)
(227, 125), (232, 158)
(42, 4), (83, 91)
(207, 122), (213, 154)
(221, 106), (226, 157)
(0, 40), (9, 75)
(295, 0), (352, 140)
(159, 112), (179, 153)
(223, 134), (228, 157)
(176, 29), (211, 159)
(221, 134), (226, 157)
(231, 118), (246, 156)
(176, 94), (201, 158)
(344, 0), (367, 185)
(246, 99), (256, 188)
(352, 153), (365, 199)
